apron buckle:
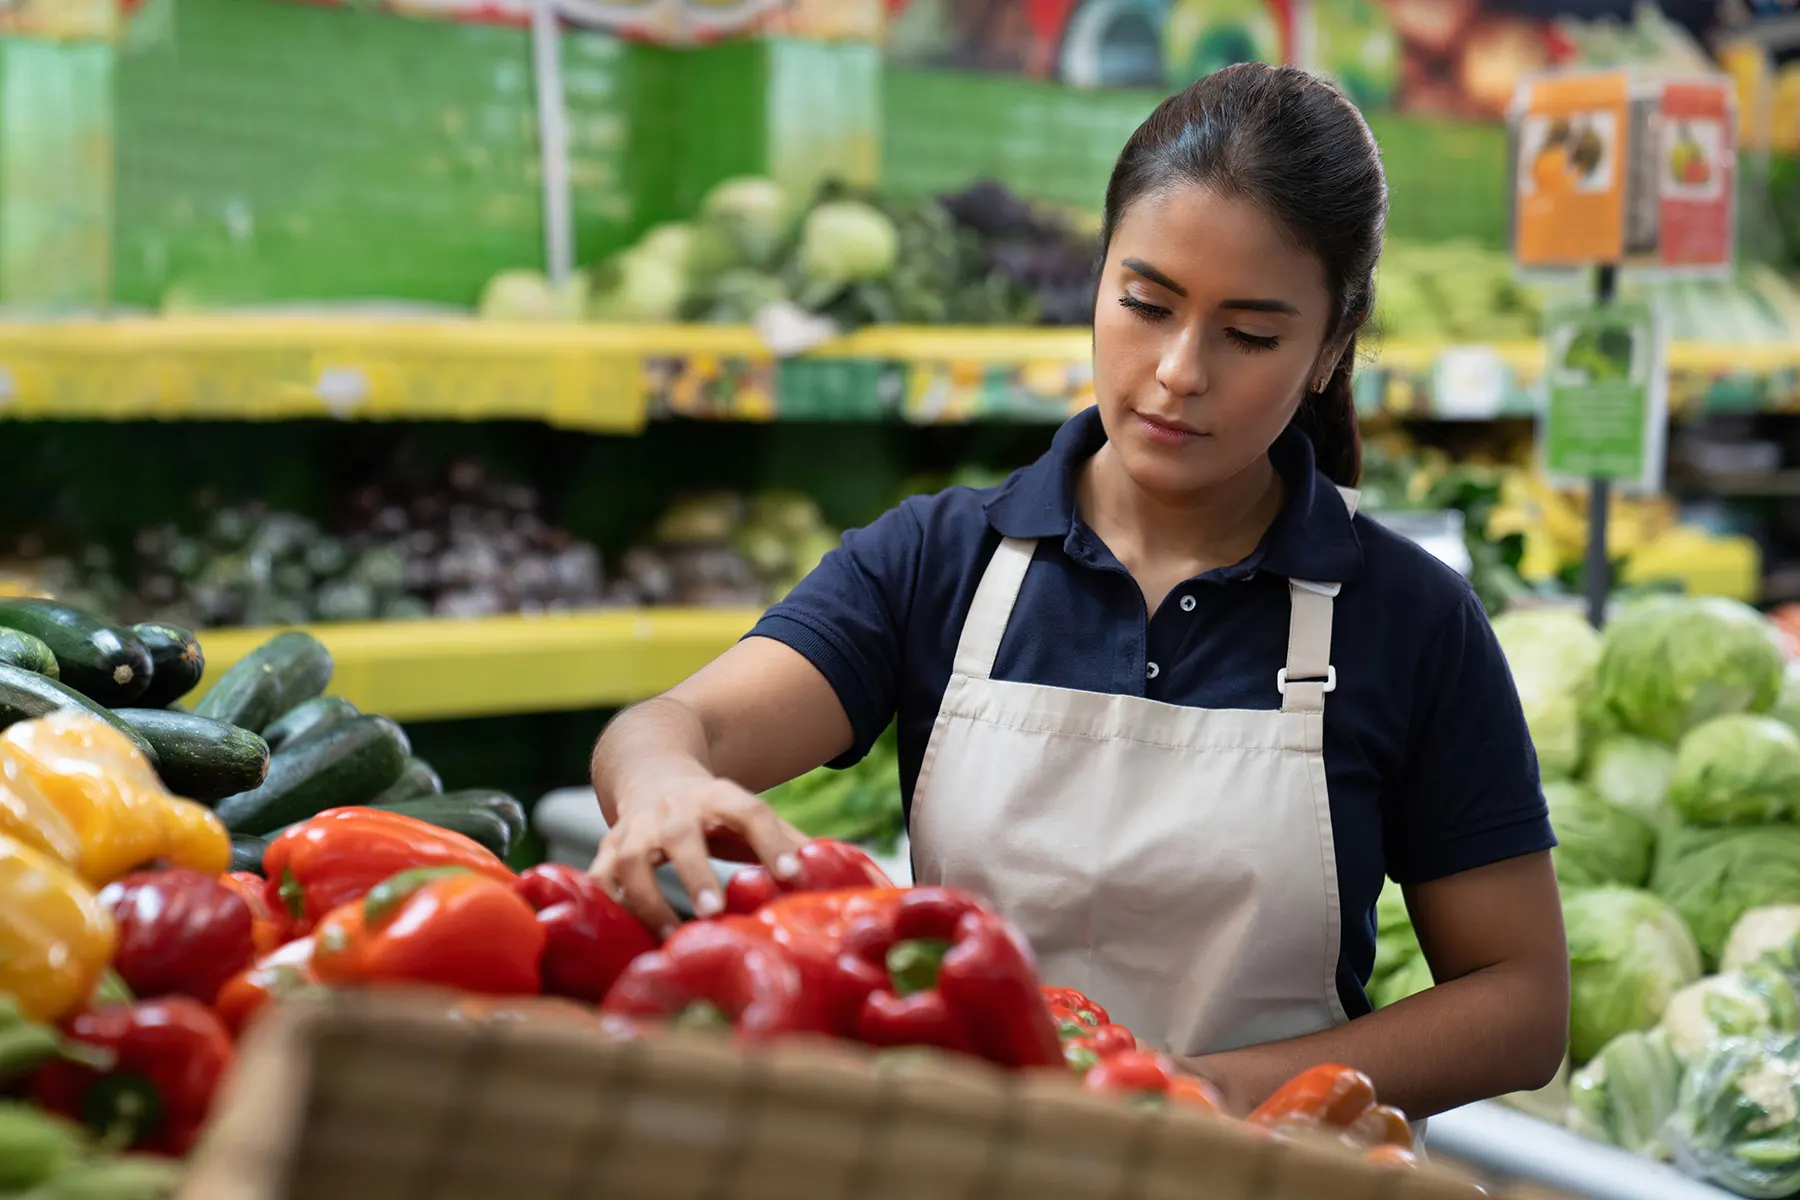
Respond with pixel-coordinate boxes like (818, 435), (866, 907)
(1275, 665), (1337, 695)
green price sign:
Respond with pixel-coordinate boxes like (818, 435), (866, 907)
(1541, 299), (1666, 489)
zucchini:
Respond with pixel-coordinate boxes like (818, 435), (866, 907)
(366, 757), (443, 807)
(212, 714), (407, 835)
(230, 834), (269, 875)
(131, 623), (205, 708)
(0, 664), (158, 762)
(263, 696), (358, 753)
(113, 709), (271, 803)
(194, 630), (333, 733)
(376, 792), (522, 859)
(0, 630), (58, 679)
(0, 598), (152, 706)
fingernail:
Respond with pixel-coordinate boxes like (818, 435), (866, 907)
(775, 854), (800, 880)
(695, 890), (722, 918)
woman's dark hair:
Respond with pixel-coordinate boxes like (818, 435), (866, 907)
(1099, 62), (1388, 486)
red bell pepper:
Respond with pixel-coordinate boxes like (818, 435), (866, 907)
(1042, 986), (1110, 1029)
(512, 863), (658, 1003)
(601, 919), (829, 1042)
(33, 997), (233, 1156)
(1248, 1063), (1378, 1133)
(1082, 1050), (1226, 1113)
(1061, 1022), (1137, 1074)
(839, 886), (1063, 1069)
(742, 889), (905, 1035)
(219, 871), (292, 955)
(312, 866), (544, 996)
(265, 808), (515, 934)
(213, 937), (321, 1037)
(95, 868), (257, 1006)
(722, 838), (893, 915)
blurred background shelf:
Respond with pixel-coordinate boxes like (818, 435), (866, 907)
(190, 609), (760, 722)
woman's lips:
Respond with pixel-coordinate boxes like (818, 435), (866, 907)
(1137, 412), (1207, 447)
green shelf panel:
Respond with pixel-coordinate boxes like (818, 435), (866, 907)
(112, 0), (674, 309)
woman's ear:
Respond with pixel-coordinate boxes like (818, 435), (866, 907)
(1309, 314), (1368, 392)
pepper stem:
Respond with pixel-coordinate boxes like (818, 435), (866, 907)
(672, 1002), (731, 1033)
(886, 938), (953, 997)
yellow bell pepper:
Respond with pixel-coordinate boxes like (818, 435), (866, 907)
(0, 831), (117, 1022)
(0, 711), (230, 886)
(0, 775), (81, 866)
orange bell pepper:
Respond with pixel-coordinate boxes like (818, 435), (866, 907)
(0, 711), (228, 886)
(264, 808), (514, 934)
(218, 871), (291, 955)
(214, 937), (320, 1036)
(312, 866), (544, 995)
(1249, 1063), (1379, 1132)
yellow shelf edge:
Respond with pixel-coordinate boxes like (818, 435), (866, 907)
(194, 610), (761, 722)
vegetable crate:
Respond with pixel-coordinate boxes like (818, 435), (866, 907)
(181, 991), (1503, 1200)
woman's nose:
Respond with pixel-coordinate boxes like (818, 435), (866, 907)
(1153, 325), (1209, 399)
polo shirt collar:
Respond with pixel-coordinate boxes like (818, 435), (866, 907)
(982, 406), (1363, 584)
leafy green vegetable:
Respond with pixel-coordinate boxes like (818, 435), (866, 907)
(1668, 1033), (1800, 1198)
(1565, 886), (1702, 1063)
(1492, 608), (1602, 780)
(1547, 779), (1655, 888)
(1592, 597), (1785, 745)
(1667, 715), (1800, 827)
(1662, 965), (1800, 1065)
(1586, 735), (1678, 825)
(1567, 1027), (1684, 1157)
(698, 177), (793, 270)
(1653, 825), (1800, 968)
(762, 724), (903, 852)
(1725, 908), (1800, 973)
(798, 201), (900, 293)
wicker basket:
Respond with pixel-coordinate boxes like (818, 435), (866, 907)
(179, 991), (1501, 1200)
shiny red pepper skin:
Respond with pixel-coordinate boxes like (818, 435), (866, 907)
(742, 889), (903, 1035)
(842, 886), (1064, 1070)
(96, 868), (257, 1006)
(722, 838), (893, 915)
(600, 919), (829, 1041)
(33, 997), (234, 1155)
(220, 870), (292, 955)
(1042, 986), (1110, 1029)
(1082, 1050), (1225, 1113)
(512, 864), (658, 1003)
(213, 937), (320, 1037)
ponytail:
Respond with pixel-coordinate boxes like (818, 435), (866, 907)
(1291, 332), (1363, 488)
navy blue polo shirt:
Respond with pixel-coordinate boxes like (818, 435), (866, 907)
(748, 407), (1554, 1017)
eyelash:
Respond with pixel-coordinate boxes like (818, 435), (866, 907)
(1116, 296), (1281, 351)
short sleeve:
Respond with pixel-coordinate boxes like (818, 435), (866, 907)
(1385, 591), (1557, 885)
(745, 499), (924, 767)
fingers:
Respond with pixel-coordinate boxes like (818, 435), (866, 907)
(712, 790), (805, 881)
(662, 828), (725, 921)
(591, 835), (681, 937)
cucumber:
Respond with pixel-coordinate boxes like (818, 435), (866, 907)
(113, 709), (271, 803)
(212, 714), (407, 835)
(376, 792), (522, 859)
(230, 834), (269, 875)
(0, 598), (152, 706)
(263, 696), (358, 753)
(0, 630), (57, 679)
(0, 664), (158, 763)
(131, 622), (205, 708)
(366, 757), (443, 807)
(194, 630), (333, 733)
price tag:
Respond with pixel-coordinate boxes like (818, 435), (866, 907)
(314, 365), (371, 417)
(1431, 346), (1509, 420)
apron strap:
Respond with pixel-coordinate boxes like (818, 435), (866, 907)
(1279, 487), (1358, 714)
(952, 537), (1038, 681)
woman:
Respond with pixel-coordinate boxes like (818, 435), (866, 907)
(590, 63), (1569, 1118)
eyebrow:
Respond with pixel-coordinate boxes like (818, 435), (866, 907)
(1121, 257), (1301, 317)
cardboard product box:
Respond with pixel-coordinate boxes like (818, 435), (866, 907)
(179, 990), (1507, 1200)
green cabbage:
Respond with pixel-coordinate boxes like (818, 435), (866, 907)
(798, 200), (900, 288)
(1668, 1033), (1800, 1198)
(1567, 1027), (1684, 1157)
(1667, 715), (1800, 827)
(1725, 907), (1800, 972)
(1492, 608), (1603, 779)
(1653, 825), (1800, 967)
(1587, 735), (1678, 825)
(1547, 779), (1655, 888)
(1662, 965), (1800, 1065)
(1592, 596), (1785, 745)
(1773, 662), (1800, 734)
(588, 251), (688, 322)
(477, 269), (588, 321)
(698, 176), (792, 270)
(1566, 886), (1702, 1063)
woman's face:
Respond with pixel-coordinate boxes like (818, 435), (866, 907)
(1092, 184), (1343, 499)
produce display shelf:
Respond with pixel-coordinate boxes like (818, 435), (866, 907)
(2, 318), (1795, 425)
(191, 608), (760, 722)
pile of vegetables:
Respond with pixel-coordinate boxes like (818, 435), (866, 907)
(1374, 594), (1800, 1195)
(479, 176), (1097, 332)
(761, 723), (903, 852)
(614, 490), (843, 609)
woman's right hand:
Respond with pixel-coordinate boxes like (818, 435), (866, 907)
(588, 772), (805, 938)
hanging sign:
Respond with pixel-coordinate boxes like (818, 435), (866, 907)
(1540, 299), (1668, 491)
(1509, 68), (1739, 277)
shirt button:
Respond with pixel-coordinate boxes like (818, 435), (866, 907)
(1146, 661), (1161, 680)
(1179, 594), (1197, 612)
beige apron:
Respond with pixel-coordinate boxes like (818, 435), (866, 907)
(910, 490), (1358, 1060)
